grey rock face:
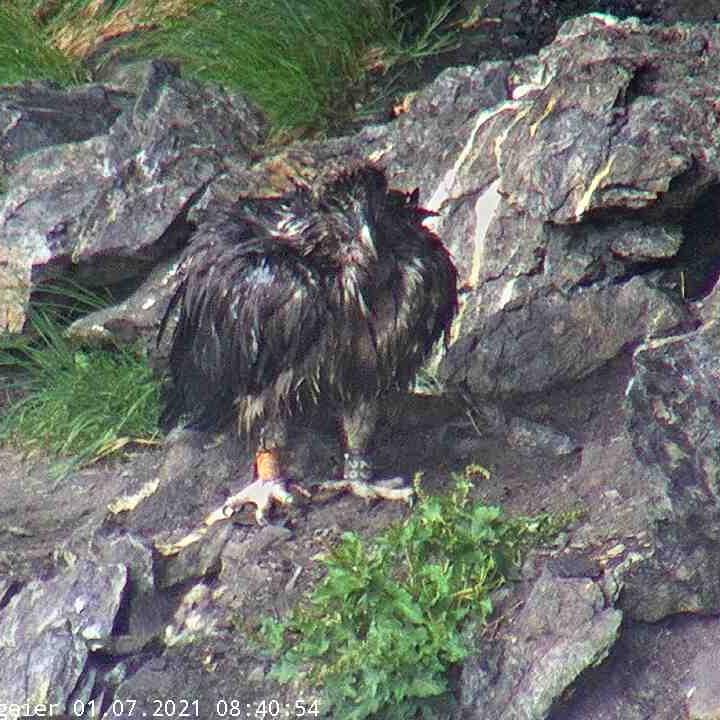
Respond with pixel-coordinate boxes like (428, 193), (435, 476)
(0, 59), (266, 332)
(449, 276), (686, 397)
(0, 561), (126, 708)
(436, 13), (720, 398)
(627, 318), (720, 503)
(548, 613), (720, 720)
(0, 81), (130, 173)
(459, 568), (622, 720)
(623, 310), (720, 622)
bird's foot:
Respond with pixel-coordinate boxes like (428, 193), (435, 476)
(221, 477), (295, 525)
(313, 451), (413, 505)
(155, 477), (297, 556)
(218, 448), (301, 524)
(317, 475), (414, 504)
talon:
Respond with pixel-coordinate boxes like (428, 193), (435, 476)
(372, 476), (406, 489)
(317, 479), (414, 504)
(155, 448), (296, 556)
(155, 477), (294, 556)
(223, 477), (294, 524)
(319, 450), (415, 505)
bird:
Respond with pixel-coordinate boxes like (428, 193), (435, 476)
(158, 162), (457, 525)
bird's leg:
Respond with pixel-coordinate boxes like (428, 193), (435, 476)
(221, 420), (294, 524)
(155, 422), (295, 555)
(319, 399), (413, 504)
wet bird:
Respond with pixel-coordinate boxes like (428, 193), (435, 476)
(159, 163), (457, 523)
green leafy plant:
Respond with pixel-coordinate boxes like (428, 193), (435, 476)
(0, 282), (161, 474)
(263, 468), (578, 720)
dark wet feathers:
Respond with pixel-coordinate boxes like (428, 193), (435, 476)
(159, 165), (458, 433)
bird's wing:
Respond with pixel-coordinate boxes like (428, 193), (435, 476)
(160, 220), (328, 431)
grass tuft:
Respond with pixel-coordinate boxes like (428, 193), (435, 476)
(0, 1), (459, 131)
(262, 468), (579, 719)
(0, 283), (161, 474)
(132, 0), (460, 133)
(0, 0), (86, 86)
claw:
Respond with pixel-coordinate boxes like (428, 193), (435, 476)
(155, 478), (294, 556)
(315, 477), (414, 504)
(222, 478), (294, 525)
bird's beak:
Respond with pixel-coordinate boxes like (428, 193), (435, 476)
(358, 215), (379, 261)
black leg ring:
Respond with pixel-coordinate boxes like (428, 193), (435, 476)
(343, 451), (372, 483)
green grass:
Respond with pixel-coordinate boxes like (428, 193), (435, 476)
(262, 468), (578, 720)
(0, 0), (459, 132)
(0, 1), (86, 86)
(0, 284), (161, 474)
(130, 0), (460, 133)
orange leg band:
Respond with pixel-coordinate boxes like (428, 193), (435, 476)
(256, 449), (282, 482)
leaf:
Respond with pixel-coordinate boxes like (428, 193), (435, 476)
(260, 617), (287, 652)
(389, 586), (425, 624)
(406, 673), (447, 698)
(420, 497), (444, 524)
(270, 657), (301, 683)
(260, 471), (574, 719)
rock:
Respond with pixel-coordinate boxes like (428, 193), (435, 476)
(0, 81), (129, 173)
(103, 639), (285, 720)
(445, 276), (686, 398)
(549, 613), (720, 720)
(609, 221), (683, 260)
(627, 320), (720, 502)
(437, 13), (720, 399)
(67, 255), (180, 347)
(0, 576), (15, 606)
(0, 560), (126, 708)
(458, 567), (622, 720)
(506, 416), (580, 456)
(624, 315), (720, 621)
(499, 16), (718, 222)
(687, 644), (720, 720)
(0, 59), (266, 332)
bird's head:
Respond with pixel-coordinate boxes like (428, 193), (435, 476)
(309, 164), (390, 265)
